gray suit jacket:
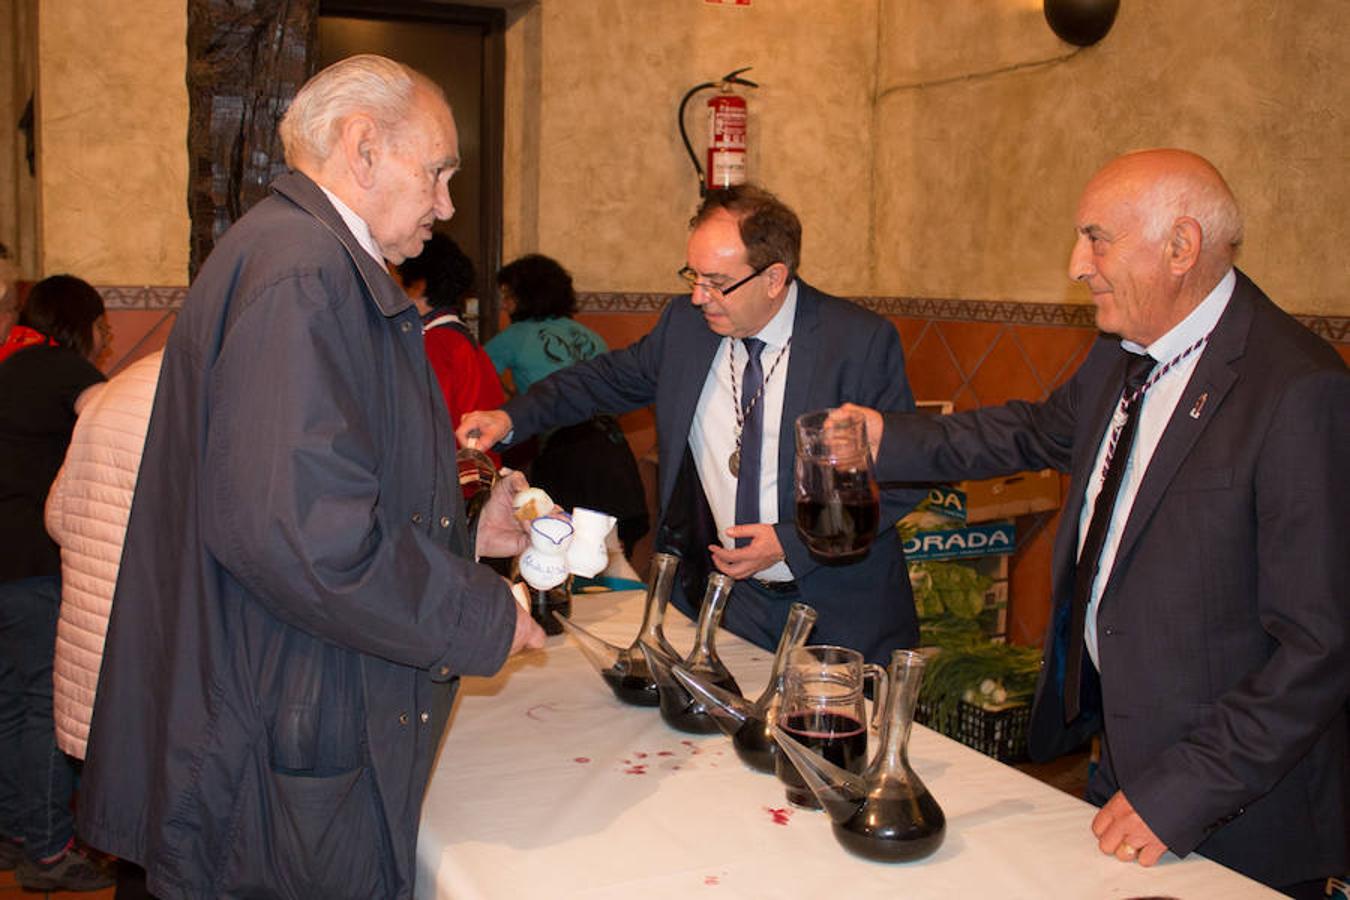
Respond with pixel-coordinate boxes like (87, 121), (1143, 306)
(504, 280), (924, 663)
(874, 271), (1349, 887)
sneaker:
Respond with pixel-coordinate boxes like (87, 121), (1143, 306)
(15, 846), (115, 892)
(0, 837), (22, 871)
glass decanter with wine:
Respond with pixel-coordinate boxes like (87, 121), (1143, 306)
(793, 409), (881, 563)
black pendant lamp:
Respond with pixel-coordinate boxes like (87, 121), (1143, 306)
(1043, 0), (1120, 46)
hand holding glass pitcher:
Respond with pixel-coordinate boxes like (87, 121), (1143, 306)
(793, 408), (881, 563)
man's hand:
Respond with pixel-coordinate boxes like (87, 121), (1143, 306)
(475, 470), (531, 559)
(456, 409), (513, 451)
(1091, 790), (1168, 867)
(709, 524), (786, 580)
(834, 403), (883, 463)
(509, 592), (547, 655)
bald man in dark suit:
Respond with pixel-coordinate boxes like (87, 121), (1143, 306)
(849, 149), (1348, 897)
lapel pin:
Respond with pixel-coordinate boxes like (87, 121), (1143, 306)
(1189, 392), (1209, 419)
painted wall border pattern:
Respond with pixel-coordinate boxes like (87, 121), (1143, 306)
(96, 286), (1349, 343)
(98, 285), (190, 309)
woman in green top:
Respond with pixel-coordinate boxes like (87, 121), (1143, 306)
(486, 255), (606, 393)
(486, 255), (648, 554)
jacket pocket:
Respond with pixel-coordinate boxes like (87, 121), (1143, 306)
(1169, 467), (1233, 492)
(220, 754), (394, 899)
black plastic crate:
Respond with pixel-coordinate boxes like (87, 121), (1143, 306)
(915, 698), (1031, 763)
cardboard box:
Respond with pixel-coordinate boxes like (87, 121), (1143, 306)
(903, 521), (1015, 561)
(908, 541), (1011, 640)
(898, 477), (1019, 641)
(959, 469), (1060, 523)
(903, 485), (969, 529)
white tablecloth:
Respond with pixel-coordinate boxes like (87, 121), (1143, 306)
(417, 589), (1276, 899)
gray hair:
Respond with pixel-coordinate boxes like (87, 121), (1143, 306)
(280, 54), (423, 166)
(1137, 168), (1244, 257)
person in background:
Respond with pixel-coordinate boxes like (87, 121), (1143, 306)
(460, 187), (923, 664)
(847, 149), (1348, 897)
(76, 54), (545, 900)
(45, 349), (163, 900)
(0, 242), (18, 344)
(484, 254), (649, 557)
(0, 274), (112, 892)
(393, 232), (504, 434)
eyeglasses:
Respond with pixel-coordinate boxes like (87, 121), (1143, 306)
(677, 263), (771, 299)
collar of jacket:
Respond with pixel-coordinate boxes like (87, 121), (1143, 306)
(268, 171), (415, 320)
(0, 324), (59, 365)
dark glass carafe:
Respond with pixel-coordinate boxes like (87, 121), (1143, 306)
(528, 577), (571, 636)
(674, 602), (819, 772)
(773, 649), (946, 862)
(643, 573), (741, 733)
(555, 553), (682, 706)
(731, 602), (817, 771)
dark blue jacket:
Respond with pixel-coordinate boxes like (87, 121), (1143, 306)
(78, 172), (517, 899)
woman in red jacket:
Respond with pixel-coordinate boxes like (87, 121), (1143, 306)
(393, 233), (504, 436)
(0, 275), (113, 892)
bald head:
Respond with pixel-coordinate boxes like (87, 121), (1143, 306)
(1069, 149), (1243, 345)
(1088, 149), (1243, 275)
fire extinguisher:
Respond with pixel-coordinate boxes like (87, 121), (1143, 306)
(678, 67), (759, 195)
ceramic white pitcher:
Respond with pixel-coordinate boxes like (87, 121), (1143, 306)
(519, 516), (574, 590)
(566, 507), (617, 578)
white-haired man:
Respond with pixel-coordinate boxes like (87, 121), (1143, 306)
(78, 55), (545, 900)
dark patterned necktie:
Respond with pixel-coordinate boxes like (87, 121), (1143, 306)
(1063, 349), (1155, 722)
(733, 338), (766, 548)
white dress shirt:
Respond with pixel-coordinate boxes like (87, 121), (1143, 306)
(688, 281), (798, 582)
(1081, 268), (1235, 665)
(319, 185), (385, 266)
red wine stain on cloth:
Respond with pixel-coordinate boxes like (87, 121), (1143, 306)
(525, 704), (555, 721)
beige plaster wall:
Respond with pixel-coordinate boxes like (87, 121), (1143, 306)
(873, 0), (1350, 315)
(503, 0), (879, 296)
(22, 0), (1347, 318)
(37, 0), (188, 284)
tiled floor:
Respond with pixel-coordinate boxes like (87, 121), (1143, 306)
(1014, 747), (1093, 799)
(0, 865), (115, 899)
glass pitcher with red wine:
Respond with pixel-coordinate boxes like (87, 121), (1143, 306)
(774, 644), (887, 809)
(793, 409), (880, 564)
(773, 648), (946, 862)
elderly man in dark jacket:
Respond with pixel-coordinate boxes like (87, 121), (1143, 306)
(77, 55), (545, 900)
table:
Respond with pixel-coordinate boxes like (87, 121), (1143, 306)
(417, 590), (1276, 899)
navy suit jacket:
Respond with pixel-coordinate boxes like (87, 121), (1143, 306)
(873, 271), (1349, 887)
(504, 280), (923, 663)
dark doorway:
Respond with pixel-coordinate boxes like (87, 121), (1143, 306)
(318, 2), (505, 339)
